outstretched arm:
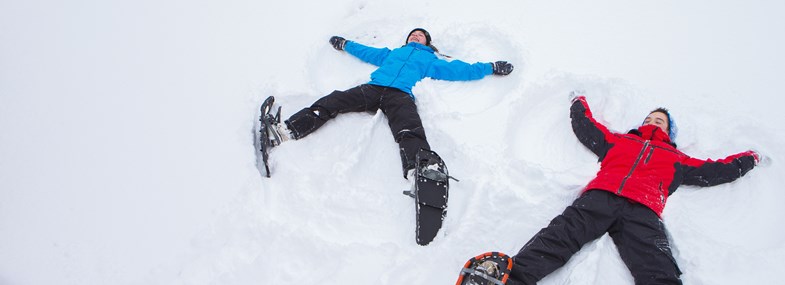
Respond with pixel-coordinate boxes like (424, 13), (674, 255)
(342, 40), (390, 67)
(681, 151), (759, 186)
(329, 36), (391, 67)
(427, 60), (514, 81)
(425, 59), (493, 81)
(570, 95), (616, 160)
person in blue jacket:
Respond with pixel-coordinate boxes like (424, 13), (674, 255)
(274, 28), (514, 178)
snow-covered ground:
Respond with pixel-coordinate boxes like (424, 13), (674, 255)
(2, 0), (784, 284)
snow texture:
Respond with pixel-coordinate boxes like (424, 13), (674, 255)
(1, 0), (784, 284)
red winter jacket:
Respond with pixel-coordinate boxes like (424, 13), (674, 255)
(570, 97), (758, 216)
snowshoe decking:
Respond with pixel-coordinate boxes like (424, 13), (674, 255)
(403, 148), (456, 245)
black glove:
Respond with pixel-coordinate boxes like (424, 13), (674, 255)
(492, 61), (513, 75)
(329, 36), (347, 51)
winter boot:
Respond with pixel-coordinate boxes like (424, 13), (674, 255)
(261, 102), (292, 147)
(270, 120), (292, 145)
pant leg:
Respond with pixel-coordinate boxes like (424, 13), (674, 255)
(378, 89), (430, 177)
(285, 84), (381, 139)
(609, 202), (683, 285)
(509, 190), (619, 285)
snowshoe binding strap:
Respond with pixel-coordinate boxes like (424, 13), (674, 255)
(274, 105), (281, 123)
(415, 149), (459, 183)
(458, 268), (505, 285)
(262, 105), (285, 147)
(420, 167), (459, 183)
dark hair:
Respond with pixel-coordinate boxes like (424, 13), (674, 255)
(649, 107), (673, 138)
(406, 28), (431, 45)
(405, 28), (439, 52)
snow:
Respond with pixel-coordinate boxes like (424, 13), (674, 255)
(1, 0), (784, 284)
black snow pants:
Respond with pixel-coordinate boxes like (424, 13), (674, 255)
(508, 190), (683, 285)
(284, 84), (430, 177)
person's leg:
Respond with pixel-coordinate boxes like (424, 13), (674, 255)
(285, 84), (380, 139)
(608, 202), (682, 285)
(509, 190), (620, 284)
(379, 89), (430, 177)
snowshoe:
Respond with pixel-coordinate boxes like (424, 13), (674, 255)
(255, 95), (283, 178)
(456, 252), (514, 285)
(402, 148), (457, 245)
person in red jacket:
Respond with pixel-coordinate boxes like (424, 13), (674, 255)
(506, 93), (760, 285)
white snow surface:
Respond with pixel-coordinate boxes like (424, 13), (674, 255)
(2, 0), (785, 284)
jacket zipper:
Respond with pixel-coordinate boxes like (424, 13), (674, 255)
(390, 47), (416, 85)
(617, 141), (650, 195)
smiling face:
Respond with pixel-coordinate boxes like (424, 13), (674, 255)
(407, 30), (428, 45)
(643, 111), (670, 135)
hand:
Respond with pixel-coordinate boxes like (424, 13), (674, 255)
(750, 150), (764, 166)
(329, 36), (346, 51)
(569, 90), (586, 103)
(492, 61), (513, 75)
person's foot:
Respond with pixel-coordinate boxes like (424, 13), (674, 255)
(270, 120), (292, 145)
(477, 260), (500, 277)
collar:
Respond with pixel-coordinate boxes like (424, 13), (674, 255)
(630, 124), (674, 145)
(405, 42), (434, 53)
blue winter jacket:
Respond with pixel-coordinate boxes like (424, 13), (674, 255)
(343, 41), (493, 97)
